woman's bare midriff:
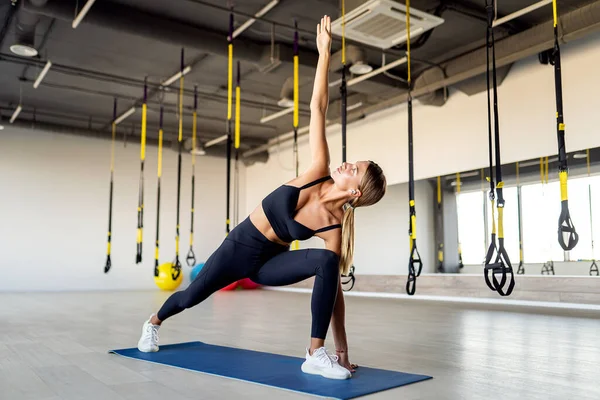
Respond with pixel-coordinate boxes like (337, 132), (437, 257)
(248, 205), (290, 246)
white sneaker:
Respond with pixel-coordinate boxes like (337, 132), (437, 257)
(301, 347), (352, 380)
(137, 315), (160, 352)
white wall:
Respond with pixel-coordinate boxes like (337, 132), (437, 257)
(0, 127), (244, 291)
(246, 31), (600, 275)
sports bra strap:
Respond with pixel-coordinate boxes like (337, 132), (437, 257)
(314, 224), (342, 233)
(299, 176), (332, 190)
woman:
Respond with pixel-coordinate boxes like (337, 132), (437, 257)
(137, 15), (387, 381)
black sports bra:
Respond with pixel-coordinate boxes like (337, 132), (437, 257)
(261, 176), (342, 243)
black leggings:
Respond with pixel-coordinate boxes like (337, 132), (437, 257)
(157, 217), (340, 339)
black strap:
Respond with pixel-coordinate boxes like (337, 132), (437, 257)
(314, 224), (342, 233)
(550, 2), (578, 251)
(341, 265), (355, 292)
(483, 0), (515, 297)
(299, 176), (332, 190)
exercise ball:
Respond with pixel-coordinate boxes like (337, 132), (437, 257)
(154, 262), (183, 291)
(239, 278), (261, 290)
(220, 281), (239, 291)
(190, 262), (205, 282)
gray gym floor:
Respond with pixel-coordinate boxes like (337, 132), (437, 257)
(1, 289), (599, 400)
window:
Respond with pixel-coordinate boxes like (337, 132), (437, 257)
(520, 181), (565, 263)
(456, 191), (486, 265)
(455, 174), (600, 266)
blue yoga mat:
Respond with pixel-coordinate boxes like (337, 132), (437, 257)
(109, 341), (432, 399)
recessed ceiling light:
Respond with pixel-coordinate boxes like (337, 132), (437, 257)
(10, 44), (38, 57)
(349, 61), (373, 75)
(191, 147), (206, 156)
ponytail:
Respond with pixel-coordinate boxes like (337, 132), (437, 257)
(340, 204), (355, 275)
(338, 161), (387, 275)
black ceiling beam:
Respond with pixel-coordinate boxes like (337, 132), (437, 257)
(0, 53), (307, 114)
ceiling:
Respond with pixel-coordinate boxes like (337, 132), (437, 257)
(0, 0), (598, 163)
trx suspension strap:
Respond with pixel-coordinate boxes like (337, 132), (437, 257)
(405, 0), (422, 296)
(291, 20), (301, 252)
(456, 172), (464, 270)
(186, 86), (198, 268)
(226, 10), (234, 236)
(587, 149), (598, 276)
(551, 0), (579, 251)
(233, 61), (241, 228)
(516, 162), (525, 275)
(154, 105), (164, 277)
(436, 176), (444, 273)
(483, 0), (514, 297)
(172, 48), (185, 281)
(136, 78), (148, 264)
(339, 1), (355, 291)
(104, 98), (117, 274)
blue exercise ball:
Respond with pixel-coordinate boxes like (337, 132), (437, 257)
(190, 262), (205, 282)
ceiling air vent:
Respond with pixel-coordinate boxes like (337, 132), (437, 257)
(331, 0), (444, 49)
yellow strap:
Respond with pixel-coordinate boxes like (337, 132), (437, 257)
(192, 112), (197, 166)
(137, 228), (143, 243)
(490, 199), (497, 235)
(437, 176), (441, 204)
(155, 246), (159, 259)
(228, 44), (233, 120)
(560, 170), (568, 201)
(235, 86), (241, 149)
(293, 55), (299, 128)
(106, 242), (111, 255)
(291, 240), (299, 251)
(587, 149), (591, 176)
(409, 200), (415, 206)
(553, 0), (558, 28)
(545, 156), (549, 183)
(516, 162), (520, 185)
(410, 215), (416, 240)
(189, 232), (194, 246)
(141, 103), (147, 160)
(497, 207), (504, 239)
(456, 172), (461, 193)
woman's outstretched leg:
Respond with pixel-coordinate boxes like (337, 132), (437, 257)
(249, 248), (349, 379)
(137, 239), (251, 352)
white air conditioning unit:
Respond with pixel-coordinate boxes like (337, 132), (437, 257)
(331, 0), (444, 49)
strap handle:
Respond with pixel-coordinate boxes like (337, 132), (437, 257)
(186, 247), (197, 267)
(406, 241), (422, 296)
(483, 238), (515, 296)
(172, 257), (182, 281)
(590, 260), (599, 276)
(558, 200), (579, 251)
(341, 265), (355, 292)
(104, 255), (111, 274)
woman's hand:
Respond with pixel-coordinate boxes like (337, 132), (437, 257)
(336, 350), (358, 373)
(316, 15), (332, 56)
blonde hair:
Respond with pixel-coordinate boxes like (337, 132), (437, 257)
(339, 161), (386, 275)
